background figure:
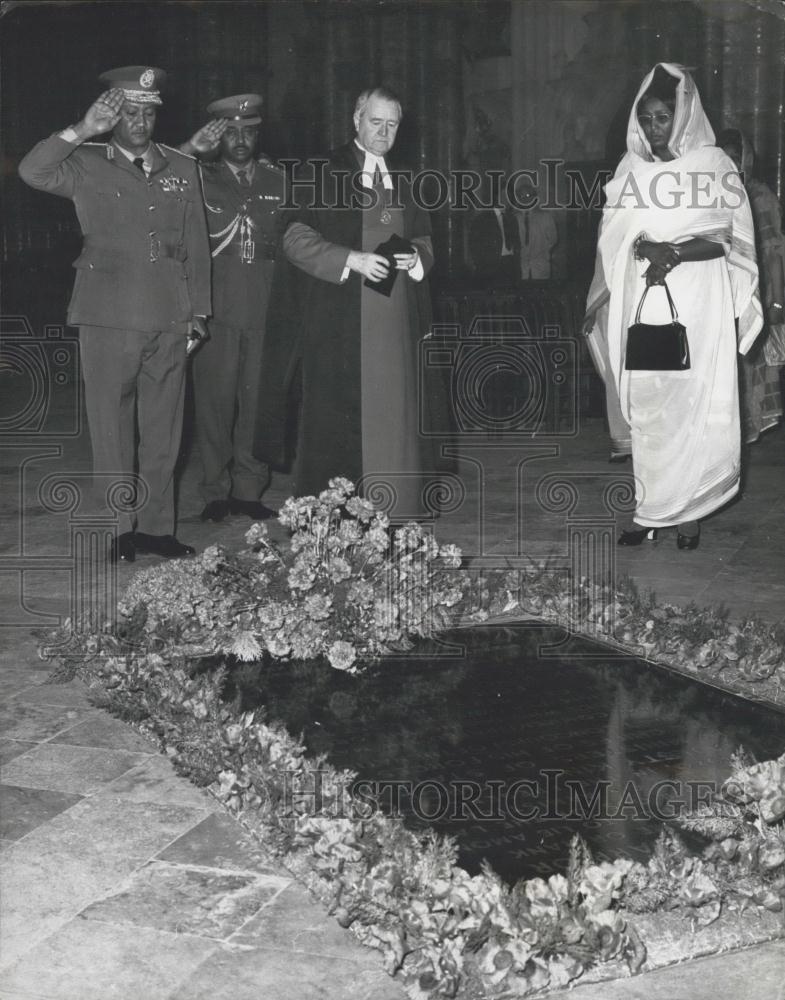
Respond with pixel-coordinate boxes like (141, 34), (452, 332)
(515, 179), (558, 280)
(182, 94), (280, 522)
(716, 128), (784, 444)
(254, 86), (445, 519)
(583, 63), (762, 551)
(18, 66), (210, 562)
(467, 183), (519, 284)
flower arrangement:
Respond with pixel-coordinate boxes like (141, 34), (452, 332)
(113, 477), (467, 673)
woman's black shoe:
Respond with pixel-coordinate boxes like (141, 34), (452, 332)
(618, 526), (658, 546)
(676, 523), (700, 550)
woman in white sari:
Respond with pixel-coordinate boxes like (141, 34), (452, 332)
(584, 64), (762, 550)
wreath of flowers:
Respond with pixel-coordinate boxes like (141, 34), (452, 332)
(42, 477), (785, 997)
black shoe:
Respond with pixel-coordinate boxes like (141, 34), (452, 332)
(110, 531), (136, 563)
(609, 453), (631, 464)
(618, 526), (658, 546)
(200, 499), (230, 522)
(228, 497), (277, 520)
(676, 523), (700, 550)
(134, 533), (196, 559)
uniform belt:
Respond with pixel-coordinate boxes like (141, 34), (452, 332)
(214, 240), (277, 263)
(83, 236), (188, 263)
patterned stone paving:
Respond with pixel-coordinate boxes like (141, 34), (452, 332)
(0, 373), (783, 997)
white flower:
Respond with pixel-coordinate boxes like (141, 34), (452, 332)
(346, 496), (376, 523)
(328, 557), (352, 583)
(367, 526), (390, 552)
(288, 564), (316, 591)
(439, 543), (462, 568)
(266, 635), (291, 658)
(394, 523), (423, 551)
(258, 602), (285, 630)
(244, 523), (269, 546)
(328, 476), (355, 496)
(347, 579), (374, 605)
(304, 593), (333, 620)
(201, 545), (224, 572)
(318, 487), (344, 509)
(338, 520), (363, 545)
(230, 631), (263, 662)
(441, 587), (463, 608)
(327, 640), (357, 671)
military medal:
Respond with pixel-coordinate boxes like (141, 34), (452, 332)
(160, 175), (189, 193)
(380, 209), (392, 225)
(241, 239), (255, 263)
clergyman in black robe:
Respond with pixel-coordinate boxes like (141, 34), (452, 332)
(254, 86), (452, 519)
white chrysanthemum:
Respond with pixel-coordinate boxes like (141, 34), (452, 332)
(338, 520), (363, 545)
(328, 476), (355, 496)
(266, 635), (291, 658)
(244, 522), (269, 546)
(304, 592), (333, 620)
(367, 526), (389, 552)
(201, 544), (224, 572)
(328, 557), (352, 583)
(258, 602), (285, 630)
(439, 543), (462, 568)
(327, 640), (357, 671)
(346, 496), (376, 523)
(288, 564), (317, 591)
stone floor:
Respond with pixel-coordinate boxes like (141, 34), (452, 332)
(1, 363), (784, 998)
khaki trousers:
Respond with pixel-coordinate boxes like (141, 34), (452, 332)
(79, 325), (188, 535)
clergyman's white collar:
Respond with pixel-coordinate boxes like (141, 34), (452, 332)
(354, 139), (393, 190)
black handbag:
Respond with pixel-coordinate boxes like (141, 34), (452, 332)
(625, 280), (690, 371)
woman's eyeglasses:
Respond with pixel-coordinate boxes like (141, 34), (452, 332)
(637, 113), (673, 127)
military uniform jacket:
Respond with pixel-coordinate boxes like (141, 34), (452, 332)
(19, 134), (211, 332)
(199, 158), (284, 329)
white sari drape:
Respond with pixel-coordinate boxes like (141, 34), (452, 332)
(585, 64), (762, 527)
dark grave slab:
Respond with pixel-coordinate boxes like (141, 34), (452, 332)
(229, 625), (785, 883)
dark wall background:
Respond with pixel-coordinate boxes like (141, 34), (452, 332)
(1, 0), (783, 317)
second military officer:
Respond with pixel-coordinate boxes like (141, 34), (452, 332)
(182, 94), (282, 522)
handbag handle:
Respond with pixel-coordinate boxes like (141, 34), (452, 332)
(634, 279), (679, 325)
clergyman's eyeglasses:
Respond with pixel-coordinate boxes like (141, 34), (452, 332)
(638, 114), (673, 127)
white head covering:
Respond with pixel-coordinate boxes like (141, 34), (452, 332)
(627, 63), (715, 161)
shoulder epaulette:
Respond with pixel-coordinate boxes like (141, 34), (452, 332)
(77, 142), (110, 158)
(257, 156), (283, 172)
(159, 142), (196, 161)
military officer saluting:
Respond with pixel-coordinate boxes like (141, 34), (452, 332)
(180, 94), (282, 523)
(19, 66), (211, 561)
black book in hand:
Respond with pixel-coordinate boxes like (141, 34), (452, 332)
(363, 234), (415, 297)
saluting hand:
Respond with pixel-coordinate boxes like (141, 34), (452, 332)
(80, 89), (124, 138)
(185, 118), (228, 155)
